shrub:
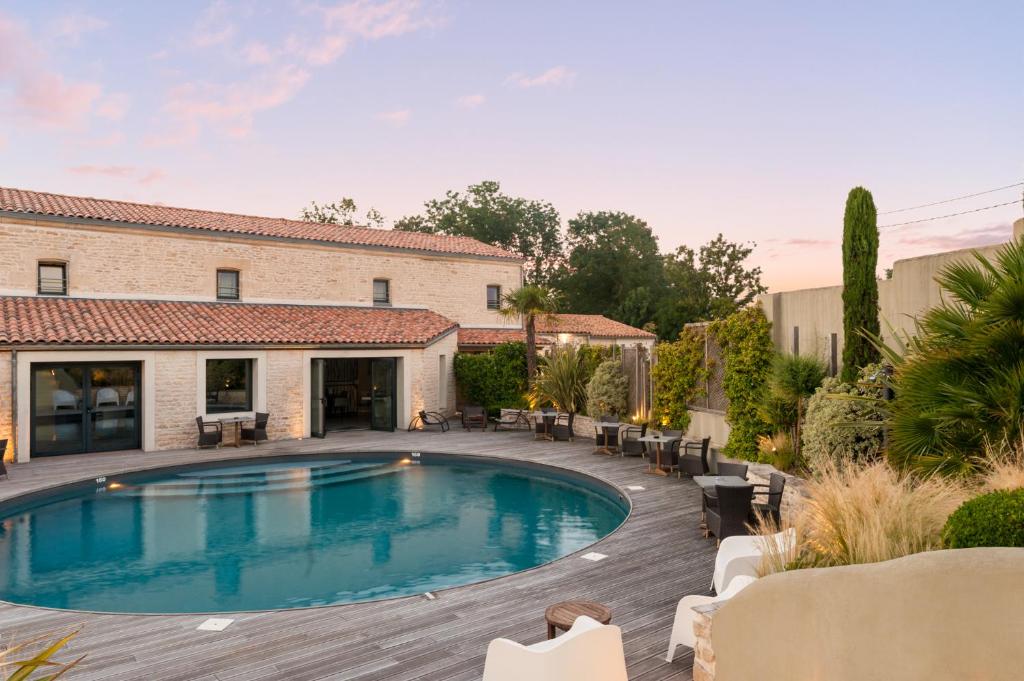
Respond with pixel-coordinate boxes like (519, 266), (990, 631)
(981, 442), (1024, 493)
(577, 343), (616, 385)
(531, 344), (590, 413)
(801, 364), (885, 476)
(652, 326), (708, 431)
(841, 186), (881, 381)
(453, 342), (528, 415)
(586, 359), (629, 417)
(710, 307), (774, 461)
(942, 489), (1024, 548)
(757, 431), (798, 472)
(766, 353), (827, 455)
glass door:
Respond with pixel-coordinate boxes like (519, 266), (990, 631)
(31, 365), (85, 456)
(370, 358), (396, 431)
(310, 359), (327, 438)
(88, 365), (140, 452)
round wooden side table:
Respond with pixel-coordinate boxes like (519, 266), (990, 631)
(544, 599), (612, 639)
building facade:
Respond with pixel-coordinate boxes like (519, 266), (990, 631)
(0, 187), (525, 462)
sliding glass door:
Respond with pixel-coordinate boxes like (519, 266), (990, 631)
(370, 358), (396, 431)
(310, 358), (327, 438)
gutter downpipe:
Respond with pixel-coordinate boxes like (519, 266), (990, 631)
(9, 349), (16, 463)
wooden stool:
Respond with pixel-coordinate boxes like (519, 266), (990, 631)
(544, 599), (612, 639)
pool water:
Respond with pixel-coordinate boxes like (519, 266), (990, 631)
(0, 454), (628, 613)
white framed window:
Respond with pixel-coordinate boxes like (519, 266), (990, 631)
(373, 278), (391, 306)
(217, 269), (240, 300)
(38, 262), (67, 295)
(486, 285), (501, 310)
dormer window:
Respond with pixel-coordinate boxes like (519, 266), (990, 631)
(38, 262), (67, 295)
(486, 285), (501, 310)
(217, 269), (240, 300)
(373, 279), (390, 306)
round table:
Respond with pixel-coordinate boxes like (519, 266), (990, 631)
(544, 600), (612, 639)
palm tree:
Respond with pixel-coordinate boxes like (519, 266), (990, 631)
(499, 285), (559, 379)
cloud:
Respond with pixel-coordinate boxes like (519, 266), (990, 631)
(192, 0), (236, 47)
(241, 41), (275, 65)
(456, 93), (485, 108)
(506, 65), (576, 88)
(74, 131), (126, 148)
(764, 237), (835, 248)
(47, 12), (109, 44)
(0, 13), (104, 129)
(68, 165), (166, 184)
(376, 108), (411, 126)
(318, 0), (442, 40)
(895, 224), (1011, 251)
(95, 93), (131, 120)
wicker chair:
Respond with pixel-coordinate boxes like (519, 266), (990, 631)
(619, 423), (648, 457)
(751, 472), (786, 525)
(408, 410), (450, 432)
(0, 438), (7, 479)
(462, 406), (488, 431)
(196, 416), (222, 448)
(551, 412), (576, 441)
(716, 461), (749, 479)
(241, 412), (269, 444)
(678, 437), (711, 477)
(492, 409), (530, 431)
(706, 483), (754, 543)
(534, 408), (556, 440)
(595, 414), (620, 452)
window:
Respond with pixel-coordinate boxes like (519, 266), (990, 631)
(38, 262), (67, 295)
(206, 359), (253, 413)
(486, 285), (501, 310)
(373, 279), (390, 305)
(217, 269), (240, 300)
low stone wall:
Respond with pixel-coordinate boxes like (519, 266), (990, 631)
(692, 548), (1024, 681)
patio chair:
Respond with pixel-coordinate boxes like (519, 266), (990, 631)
(666, 575), (757, 662)
(408, 410), (450, 432)
(706, 483), (755, 544)
(241, 412), (270, 444)
(492, 409), (530, 431)
(619, 423), (647, 457)
(462, 406), (488, 431)
(657, 430), (683, 475)
(751, 472), (786, 525)
(534, 408), (556, 440)
(95, 387), (120, 407)
(678, 437), (711, 477)
(0, 439), (7, 479)
(482, 615), (628, 681)
(711, 528), (795, 594)
(594, 414), (620, 452)
(715, 461), (749, 479)
(551, 412), (576, 441)
(195, 416), (223, 448)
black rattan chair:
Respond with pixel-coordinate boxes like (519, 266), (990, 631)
(462, 406), (487, 431)
(0, 439), (7, 479)
(752, 472), (786, 525)
(619, 423), (648, 457)
(679, 437), (711, 477)
(492, 409), (530, 431)
(241, 412), (269, 444)
(534, 408), (556, 440)
(595, 414), (620, 452)
(716, 461), (749, 479)
(196, 416), (222, 448)
(408, 410), (450, 432)
(706, 483), (755, 543)
(552, 412), (576, 441)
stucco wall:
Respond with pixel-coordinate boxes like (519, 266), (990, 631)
(705, 547), (1024, 681)
(0, 217), (523, 327)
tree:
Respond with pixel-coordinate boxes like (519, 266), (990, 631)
(394, 181), (563, 284)
(841, 187), (880, 381)
(300, 198), (386, 228)
(498, 285), (559, 379)
(656, 235), (766, 340)
(555, 211), (664, 321)
(767, 353), (827, 456)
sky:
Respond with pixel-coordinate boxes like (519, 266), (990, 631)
(1, 1), (1022, 292)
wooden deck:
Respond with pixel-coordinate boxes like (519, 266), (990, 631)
(0, 430), (718, 680)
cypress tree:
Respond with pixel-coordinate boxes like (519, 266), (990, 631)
(841, 186), (881, 382)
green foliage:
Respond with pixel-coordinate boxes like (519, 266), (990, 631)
(453, 342), (528, 416)
(300, 197), (385, 228)
(652, 327), (708, 431)
(576, 343), (615, 383)
(942, 489), (1024, 548)
(882, 239), (1024, 475)
(394, 180), (563, 284)
(553, 211), (664, 323)
(759, 393), (797, 432)
(498, 285), (560, 378)
(531, 344), (590, 413)
(586, 359), (629, 417)
(656, 235), (767, 340)
(841, 186), (881, 381)
(771, 353), (827, 403)
(802, 364), (885, 475)
(757, 432), (798, 472)
(0, 629), (84, 680)
(711, 307), (774, 461)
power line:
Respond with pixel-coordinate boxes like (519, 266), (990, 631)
(879, 199), (1023, 230)
(879, 181), (1024, 215)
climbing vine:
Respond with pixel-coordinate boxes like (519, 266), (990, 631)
(652, 326), (709, 431)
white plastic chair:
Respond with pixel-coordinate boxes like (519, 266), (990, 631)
(95, 387), (120, 407)
(666, 574), (757, 662)
(482, 615), (628, 681)
(711, 528), (794, 594)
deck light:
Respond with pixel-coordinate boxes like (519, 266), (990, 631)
(107, 482), (123, 490)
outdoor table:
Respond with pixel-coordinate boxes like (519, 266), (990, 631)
(218, 415), (253, 448)
(529, 411), (556, 441)
(692, 475), (750, 491)
(544, 599), (612, 640)
(639, 434), (680, 476)
(591, 421), (621, 455)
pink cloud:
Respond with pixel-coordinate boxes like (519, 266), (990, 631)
(319, 0), (441, 40)
(376, 108), (411, 126)
(68, 165), (166, 185)
(47, 12), (108, 45)
(456, 93), (485, 108)
(241, 41), (275, 65)
(506, 66), (576, 88)
(95, 93), (131, 121)
(895, 224), (1011, 251)
(192, 0), (236, 47)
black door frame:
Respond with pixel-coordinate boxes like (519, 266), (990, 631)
(370, 357), (397, 432)
(29, 361), (143, 457)
(310, 357), (398, 434)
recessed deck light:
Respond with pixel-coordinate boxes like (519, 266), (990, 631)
(197, 618), (234, 631)
(581, 552), (608, 562)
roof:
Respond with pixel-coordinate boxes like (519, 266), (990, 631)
(0, 296), (456, 347)
(535, 314), (655, 339)
(457, 328), (549, 346)
(0, 187), (519, 261)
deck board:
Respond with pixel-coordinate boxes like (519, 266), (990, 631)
(0, 430), (717, 680)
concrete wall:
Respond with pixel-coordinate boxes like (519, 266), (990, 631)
(685, 408), (730, 449)
(0, 216), (523, 328)
(0, 352), (10, 461)
(700, 547), (1024, 681)
(759, 218), (1024, 366)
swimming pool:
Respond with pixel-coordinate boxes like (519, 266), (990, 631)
(0, 453), (629, 614)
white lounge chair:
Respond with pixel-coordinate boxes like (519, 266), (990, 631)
(482, 615), (628, 681)
(711, 528), (794, 594)
(666, 574), (757, 662)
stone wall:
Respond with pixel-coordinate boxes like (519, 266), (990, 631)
(0, 352), (11, 461)
(0, 217), (523, 327)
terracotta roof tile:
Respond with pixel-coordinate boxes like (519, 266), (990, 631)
(457, 328), (551, 346)
(0, 187), (520, 260)
(535, 314), (655, 338)
(0, 297), (456, 347)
